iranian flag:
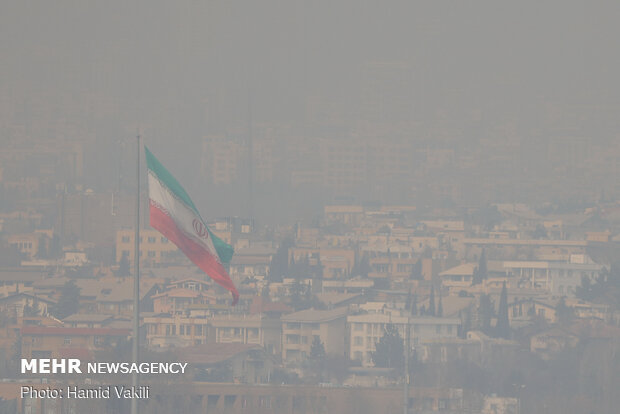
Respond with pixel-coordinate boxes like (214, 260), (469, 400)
(145, 146), (239, 305)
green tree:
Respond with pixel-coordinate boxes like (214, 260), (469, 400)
(116, 251), (130, 277)
(306, 336), (327, 382)
(268, 237), (292, 282)
(473, 250), (488, 285)
(576, 267), (620, 307)
(470, 205), (502, 231)
(460, 307), (473, 338)
(495, 282), (510, 339)
(310, 336), (326, 361)
(371, 324), (404, 371)
(405, 289), (412, 312)
(353, 252), (371, 278)
(324, 354), (350, 384)
(410, 260), (423, 280)
(35, 236), (48, 259)
(0, 242), (25, 267)
(478, 293), (494, 334)
(555, 297), (574, 326)
(54, 281), (81, 319)
(23, 299), (40, 317)
(289, 279), (318, 311)
(48, 234), (62, 259)
(290, 254), (312, 279)
(428, 285), (436, 316)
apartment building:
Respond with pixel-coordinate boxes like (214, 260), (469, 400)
(361, 244), (417, 280)
(115, 229), (177, 266)
(20, 326), (130, 359)
(143, 314), (210, 348)
(502, 256), (602, 297)
(439, 263), (476, 288)
(209, 314), (282, 356)
(152, 288), (217, 314)
(348, 312), (461, 366)
(289, 247), (356, 279)
(281, 307), (349, 363)
(7, 232), (43, 259)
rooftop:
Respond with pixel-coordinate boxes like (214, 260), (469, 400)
(281, 307), (349, 323)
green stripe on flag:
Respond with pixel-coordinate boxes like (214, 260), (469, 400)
(209, 229), (234, 264)
(145, 145), (234, 263)
(145, 146), (199, 215)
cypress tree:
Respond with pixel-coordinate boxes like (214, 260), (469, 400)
(411, 293), (418, 316)
(429, 285), (436, 316)
(473, 250), (488, 285)
(495, 281), (510, 338)
(478, 293), (494, 334)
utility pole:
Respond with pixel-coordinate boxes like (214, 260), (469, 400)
(131, 134), (141, 414)
(403, 317), (410, 414)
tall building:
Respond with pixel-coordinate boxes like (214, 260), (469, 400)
(115, 229), (177, 266)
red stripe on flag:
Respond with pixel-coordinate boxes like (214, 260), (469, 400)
(149, 201), (239, 305)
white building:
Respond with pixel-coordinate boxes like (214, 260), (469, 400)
(347, 311), (460, 366)
(502, 255), (602, 297)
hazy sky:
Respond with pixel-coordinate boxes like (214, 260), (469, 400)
(3, 1), (619, 128)
(2, 1), (620, 220)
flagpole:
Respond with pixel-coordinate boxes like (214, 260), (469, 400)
(132, 133), (141, 414)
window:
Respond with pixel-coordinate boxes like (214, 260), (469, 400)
(122, 236), (130, 243)
(180, 325), (185, 335)
(147, 251), (156, 258)
(354, 323), (364, 332)
(354, 336), (363, 346)
(435, 325), (441, 334)
(397, 264), (411, 272)
(161, 237), (168, 243)
(301, 336), (308, 344)
(64, 337), (72, 345)
(195, 325), (202, 336)
(148, 236), (156, 243)
(259, 396), (271, 408)
(286, 335), (300, 344)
